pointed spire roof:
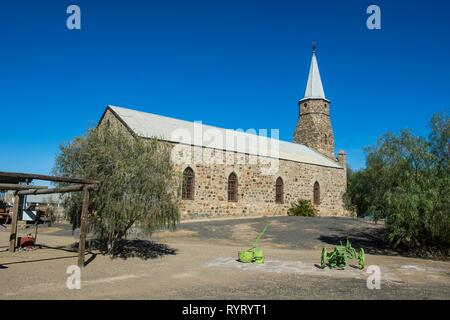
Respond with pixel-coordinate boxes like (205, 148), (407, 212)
(301, 45), (328, 102)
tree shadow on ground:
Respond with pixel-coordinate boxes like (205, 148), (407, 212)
(318, 228), (397, 256)
(64, 239), (177, 261)
(319, 233), (450, 260)
(110, 239), (177, 260)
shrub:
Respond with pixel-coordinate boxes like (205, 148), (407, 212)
(287, 199), (317, 217)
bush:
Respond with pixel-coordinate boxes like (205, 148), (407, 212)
(287, 199), (317, 217)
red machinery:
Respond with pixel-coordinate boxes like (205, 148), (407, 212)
(18, 234), (36, 248)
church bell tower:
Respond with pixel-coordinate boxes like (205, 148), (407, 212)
(293, 45), (335, 160)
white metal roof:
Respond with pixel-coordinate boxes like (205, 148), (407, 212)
(301, 50), (328, 102)
(107, 105), (342, 169)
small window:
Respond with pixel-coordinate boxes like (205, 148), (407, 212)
(313, 181), (320, 205)
(182, 167), (195, 200)
(228, 172), (238, 202)
(275, 177), (284, 204)
(304, 103), (308, 110)
(324, 134), (328, 145)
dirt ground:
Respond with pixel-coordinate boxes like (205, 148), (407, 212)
(1, 216), (450, 300)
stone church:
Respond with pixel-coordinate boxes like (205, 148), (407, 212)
(98, 49), (348, 219)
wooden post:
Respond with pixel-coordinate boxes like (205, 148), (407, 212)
(17, 184), (88, 196)
(34, 219), (39, 243)
(0, 183), (48, 190)
(9, 194), (21, 253)
(77, 186), (90, 268)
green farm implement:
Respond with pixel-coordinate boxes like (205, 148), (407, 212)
(320, 239), (365, 270)
(238, 223), (269, 264)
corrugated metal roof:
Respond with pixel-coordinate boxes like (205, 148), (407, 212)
(108, 105), (342, 169)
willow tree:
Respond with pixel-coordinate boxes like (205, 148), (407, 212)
(53, 123), (180, 251)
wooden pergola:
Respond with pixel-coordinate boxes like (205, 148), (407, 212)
(0, 171), (98, 267)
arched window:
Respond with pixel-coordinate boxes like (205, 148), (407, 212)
(182, 167), (195, 200)
(275, 177), (284, 204)
(228, 172), (238, 202)
(313, 181), (320, 205)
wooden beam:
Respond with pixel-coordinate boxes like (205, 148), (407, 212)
(17, 184), (96, 196)
(0, 183), (48, 191)
(0, 171), (98, 185)
(9, 194), (21, 253)
(77, 186), (90, 268)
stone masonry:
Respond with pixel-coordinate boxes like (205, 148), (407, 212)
(293, 98), (335, 160)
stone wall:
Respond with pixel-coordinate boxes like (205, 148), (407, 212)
(174, 146), (347, 219)
(99, 108), (348, 220)
(293, 98), (335, 160)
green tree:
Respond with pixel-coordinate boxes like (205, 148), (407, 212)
(53, 124), (180, 252)
(344, 112), (450, 252)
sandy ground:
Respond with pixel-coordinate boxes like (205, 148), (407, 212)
(1, 217), (450, 300)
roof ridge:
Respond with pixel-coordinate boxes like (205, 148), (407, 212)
(107, 105), (342, 169)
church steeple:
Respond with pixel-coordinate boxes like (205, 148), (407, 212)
(301, 45), (328, 102)
(293, 45), (335, 160)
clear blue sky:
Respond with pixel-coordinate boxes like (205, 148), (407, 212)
(1, 0), (449, 174)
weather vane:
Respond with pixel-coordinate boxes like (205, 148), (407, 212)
(312, 41), (317, 52)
